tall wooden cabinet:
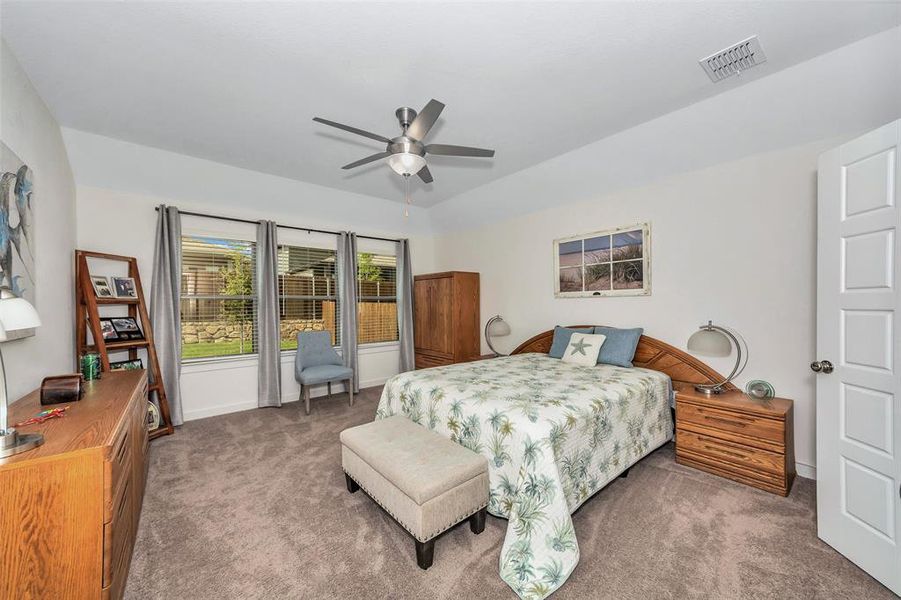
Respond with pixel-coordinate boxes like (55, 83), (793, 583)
(0, 371), (148, 600)
(413, 271), (480, 369)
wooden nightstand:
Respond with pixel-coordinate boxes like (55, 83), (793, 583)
(674, 384), (795, 496)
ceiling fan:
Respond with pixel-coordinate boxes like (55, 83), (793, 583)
(312, 99), (495, 187)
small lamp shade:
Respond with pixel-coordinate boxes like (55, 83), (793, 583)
(487, 317), (511, 337)
(0, 291), (41, 342)
(687, 327), (731, 357)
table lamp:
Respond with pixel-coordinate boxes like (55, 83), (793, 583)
(0, 287), (43, 458)
(485, 315), (511, 356)
(686, 320), (748, 395)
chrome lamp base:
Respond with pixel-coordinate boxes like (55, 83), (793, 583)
(694, 385), (725, 396)
(0, 428), (44, 458)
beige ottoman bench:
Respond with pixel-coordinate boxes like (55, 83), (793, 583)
(340, 415), (489, 569)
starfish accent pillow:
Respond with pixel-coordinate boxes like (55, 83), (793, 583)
(561, 332), (606, 366)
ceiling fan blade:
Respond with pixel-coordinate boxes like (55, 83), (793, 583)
(406, 99), (445, 141)
(425, 144), (495, 158)
(417, 165), (434, 184)
(341, 152), (390, 170)
(313, 117), (391, 143)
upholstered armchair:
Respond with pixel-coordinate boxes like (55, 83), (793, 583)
(295, 331), (354, 415)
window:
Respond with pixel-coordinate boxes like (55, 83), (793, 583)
(181, 236), (257, 359)
(278, 245), (339, 350)
(180, 235), (398, 361)
(357, 253), (397, 344)
(554, 222), (651, 297)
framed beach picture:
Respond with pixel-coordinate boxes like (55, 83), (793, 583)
(554, 222), (651, 298)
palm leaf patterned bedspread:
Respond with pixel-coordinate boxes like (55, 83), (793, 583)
(376, 353), (673, 599)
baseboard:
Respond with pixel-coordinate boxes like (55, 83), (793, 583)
(796, 462), (816, 480)
(281, 376), (390, 404)
(183, 400), (258, 422)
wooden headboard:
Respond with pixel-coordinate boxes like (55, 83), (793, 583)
(510, 326), (737, 391)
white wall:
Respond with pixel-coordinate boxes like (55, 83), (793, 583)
(0, 41), (77, 400)
(433, 139), (842, 478)
(67, 131), (436, 421)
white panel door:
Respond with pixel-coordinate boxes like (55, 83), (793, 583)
(816, 119), (901, 595)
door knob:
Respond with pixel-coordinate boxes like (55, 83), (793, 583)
(810, 360), (834, 374)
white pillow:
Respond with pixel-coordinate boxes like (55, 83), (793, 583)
(561, 332), (606, 366)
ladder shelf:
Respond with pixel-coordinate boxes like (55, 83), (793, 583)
(75, 250), (174, 439)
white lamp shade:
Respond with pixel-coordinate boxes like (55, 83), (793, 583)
(0, 295), (41, 342)
(487, 318), (511, 337)
(687, 328), (731, 357)
(387, 153), (427, 176)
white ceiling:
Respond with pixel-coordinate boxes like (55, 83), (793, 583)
(2, 1), (899, 207)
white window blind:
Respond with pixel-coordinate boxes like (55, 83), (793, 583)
(278, 245), (339, 350)
(357, 253), (397, 344)
(180, 236), (257, 359)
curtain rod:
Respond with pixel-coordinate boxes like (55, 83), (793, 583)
(154, 207), (402, 243)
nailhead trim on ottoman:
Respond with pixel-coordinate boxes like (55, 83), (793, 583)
(340, 416), (490, 569)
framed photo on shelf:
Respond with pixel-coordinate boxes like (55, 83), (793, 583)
(110, 317), (144, 340)
(91, 276), (114, 298)
(110, 358), (144, 371)
(111, 277), (138, 299)
(97, 318), (120, 341)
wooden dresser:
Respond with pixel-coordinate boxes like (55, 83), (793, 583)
(413, 271), (480, 369)
(0, 371), (149, 600)
(674, 385), (795, 496)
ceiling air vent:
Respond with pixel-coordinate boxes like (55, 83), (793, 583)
(699, 36), (767, 83)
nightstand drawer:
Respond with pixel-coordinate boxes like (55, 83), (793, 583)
(676, 448), (787, 494)
(678, 401), (784, 444)
(677, 428), (784, 476)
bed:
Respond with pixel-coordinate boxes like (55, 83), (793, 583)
(375, 327), (732, 600)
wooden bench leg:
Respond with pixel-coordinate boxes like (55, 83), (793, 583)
(348, 378), (354, 407)
(469, 507), (486, 534)
(415, 538), (435, 570)
(304, 385), (311, 415)
(345, 473), (359, 493)
(619, 466), (631, 479)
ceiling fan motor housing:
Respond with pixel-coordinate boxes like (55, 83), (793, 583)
(395, 106), (417, 130)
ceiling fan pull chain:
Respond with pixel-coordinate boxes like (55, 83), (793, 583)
(403, 174), (411, 218)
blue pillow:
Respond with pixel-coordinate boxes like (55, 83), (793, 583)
(593, 326), (644, 367)
(548, 326), (594, 359)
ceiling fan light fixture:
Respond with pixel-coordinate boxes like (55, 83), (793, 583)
(387, 152), (426, 176)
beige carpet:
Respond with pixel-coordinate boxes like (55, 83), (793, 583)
(125, 386), (895, 600)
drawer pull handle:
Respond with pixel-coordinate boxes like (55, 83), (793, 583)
(703, 415), (748, 428)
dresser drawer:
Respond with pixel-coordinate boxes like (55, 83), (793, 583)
(103, 470), (133, 587)
(105, 419), (133, 522)
(677, 400), (784, 445)
(415, 352), (453, 369)
(677, 428), (784, 476)
(102, 510), (134, 600)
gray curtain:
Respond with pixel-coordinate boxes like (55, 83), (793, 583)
(256, 220), (281, 407)
(396, 239), (415, 372)
(150, 205), (184, 426)
(337, 232), (359, 392)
